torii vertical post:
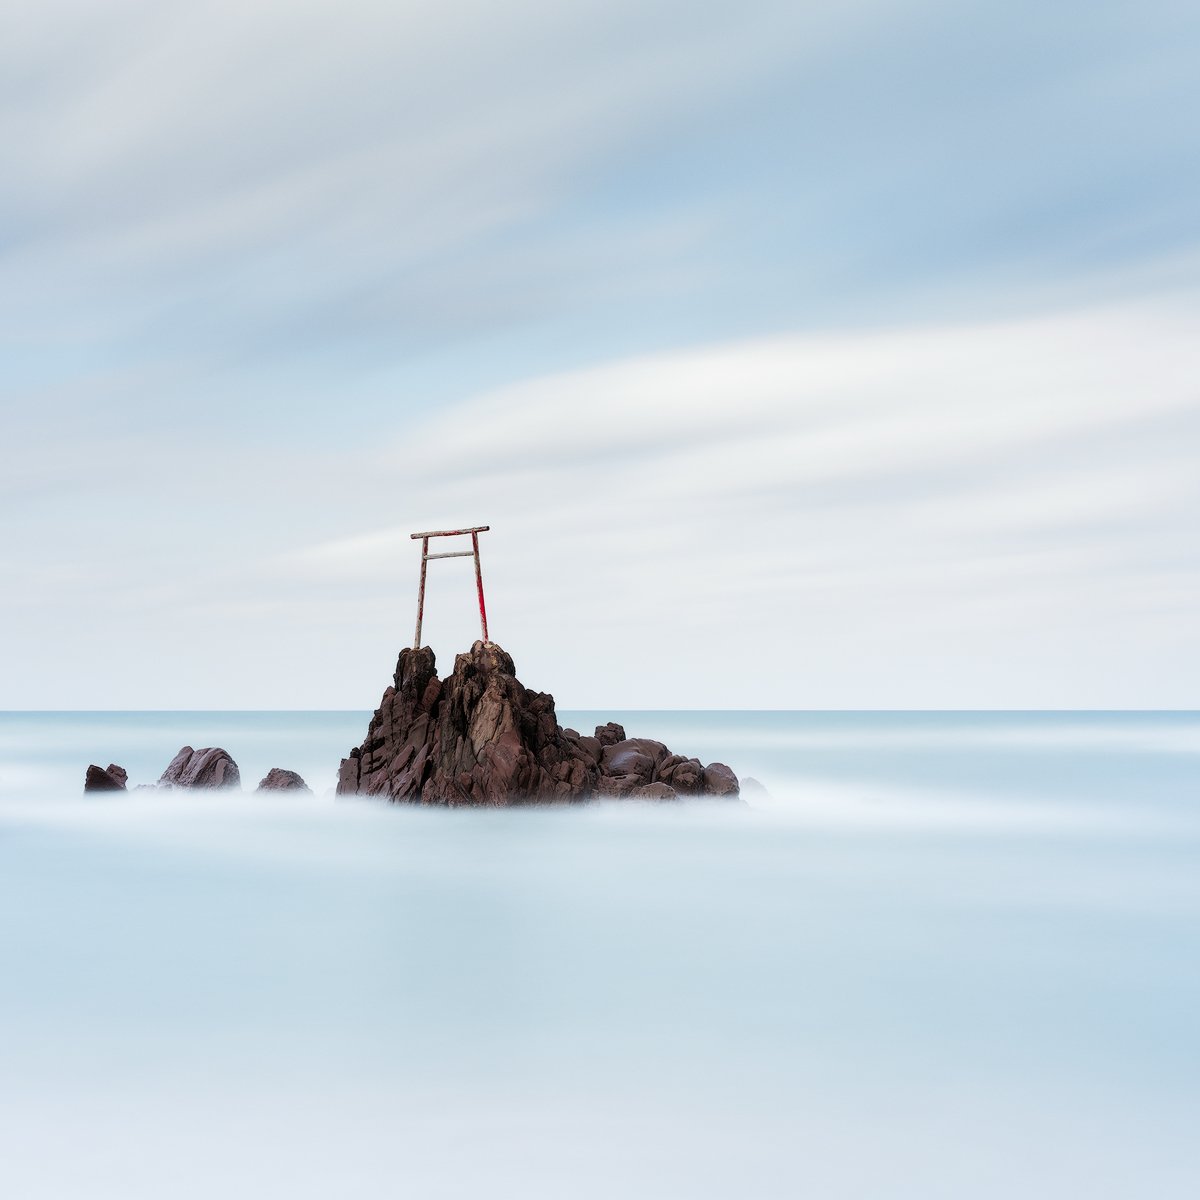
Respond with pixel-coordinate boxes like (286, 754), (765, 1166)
(410, 525), (491, 649)
(471, 530), (489, 644)
(413, 536), (429, 651)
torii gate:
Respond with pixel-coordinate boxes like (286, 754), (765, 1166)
(410, 525), (490, 650)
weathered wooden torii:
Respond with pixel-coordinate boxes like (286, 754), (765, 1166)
(410, 525), (490, 650)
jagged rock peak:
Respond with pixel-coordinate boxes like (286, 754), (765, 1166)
(337, 640), (739, 807)
(158, 746), (241, 789)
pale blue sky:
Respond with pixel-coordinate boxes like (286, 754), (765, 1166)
(2, 0), (1199, 707)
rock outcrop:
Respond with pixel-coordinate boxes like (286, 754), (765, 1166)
(81, 749), (316, 794)
(337, 640), (738, 805)
(158, 746), (241, 789)
(257, 768), (310, 792)
(84, 763), (128, 792)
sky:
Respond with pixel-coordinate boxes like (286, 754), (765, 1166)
(2, 0), (1198, 709)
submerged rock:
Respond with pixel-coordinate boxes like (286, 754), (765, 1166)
(158, 746), (240, 789)
(337, 640), (739, 805)
(84, 763), (128, 792)
(256, 768), (310, 792)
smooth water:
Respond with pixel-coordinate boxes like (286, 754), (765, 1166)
(1, 711), (1198, 1198)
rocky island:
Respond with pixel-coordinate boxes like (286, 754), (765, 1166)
(336, 640), (739, 804)
(82, 641), (739, 804)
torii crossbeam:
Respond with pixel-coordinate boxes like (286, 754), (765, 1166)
(410, 525), (491, 649)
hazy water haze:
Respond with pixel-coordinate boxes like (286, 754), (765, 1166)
(1, 711), (1197, 1197)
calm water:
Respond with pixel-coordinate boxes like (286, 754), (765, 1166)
(1, 710), (1198, 1198)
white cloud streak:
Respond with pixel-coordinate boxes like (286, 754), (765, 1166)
(17, 297), (1183, 709)
(2, 2), (1199, 708)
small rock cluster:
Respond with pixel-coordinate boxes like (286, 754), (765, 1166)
(83, 747), (309, 794)
(337, 640), (738, 805)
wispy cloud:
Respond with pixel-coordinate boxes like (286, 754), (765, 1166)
(2, 2), (1199, 707)
(17, 298), (1184, 709)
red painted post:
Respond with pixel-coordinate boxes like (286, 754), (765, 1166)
(413, 536), (429, 649)
(472, 531), (489, 643)
(409, 525), (490, 647)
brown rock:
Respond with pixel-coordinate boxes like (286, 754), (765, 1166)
(661, 756), (705, 794)
(337, 750), (361, 795)
(702, 762), (740, 797)
(84, 763), (127, 792)
(630, 782), (677, 801)
(596, 772), (643, 797)
(256, 768), (310, 792)
(158, 746), (241, 789)
(575, 736), (602, 765)
(600, 740), (658, 782)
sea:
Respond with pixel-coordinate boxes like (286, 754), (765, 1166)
(1, 710), (1197, 1199)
